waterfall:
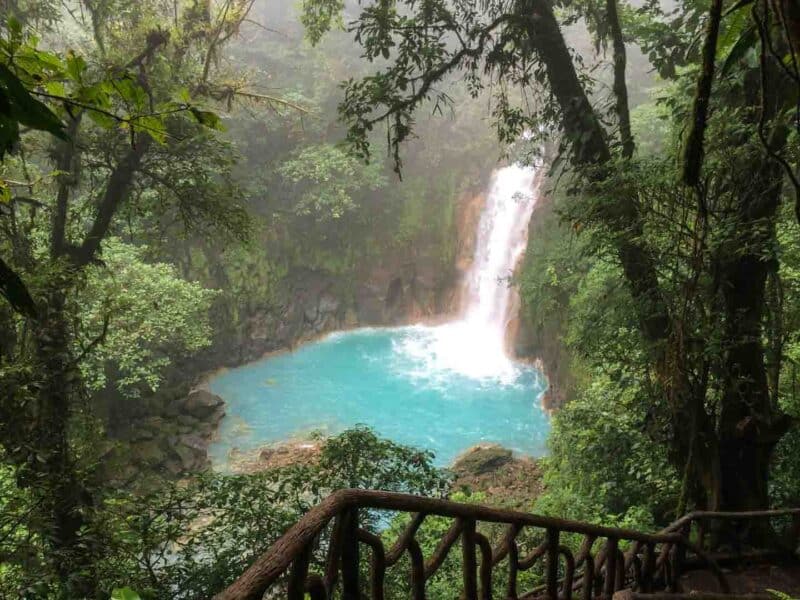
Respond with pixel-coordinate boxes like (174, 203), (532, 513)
(462, 164), (540, 342)
(397, 163), (541, 382)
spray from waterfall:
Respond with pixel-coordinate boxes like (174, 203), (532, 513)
(396, 163), (541, 382)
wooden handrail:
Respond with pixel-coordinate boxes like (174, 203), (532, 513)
(662, 508), (800, 533)
(215, 489), (797, 600)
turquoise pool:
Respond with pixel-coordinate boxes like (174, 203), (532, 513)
(207, 324), (549, 467)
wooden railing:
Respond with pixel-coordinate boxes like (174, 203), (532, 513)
(210, 490), (800, 600)
(660, 508), (800, 567)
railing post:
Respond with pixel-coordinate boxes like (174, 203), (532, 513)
(603, 537), (618, 599)
(462, 518), (478, 600)
(287, 541), (313, 600)
(641, 542), (655, 593)
(507, 539), (519, 600)
(546, 528), (560, 600)
(341, 507), (360, 600)
(671, 524), (690, 593)
(582, 550), (594, 600)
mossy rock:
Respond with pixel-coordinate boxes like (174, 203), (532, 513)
(130, 440), (164, 465)
(453, 445), (513, 476)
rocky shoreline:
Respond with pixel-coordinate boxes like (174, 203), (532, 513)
(204, 438), (543, 508)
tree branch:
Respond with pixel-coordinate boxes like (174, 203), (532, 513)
(606, 0), (635, 158)
(51, 114), (83, 259)
(72, 135), (152, 267)
(682, 0), (725, 186)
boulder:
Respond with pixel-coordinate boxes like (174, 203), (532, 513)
(303, 302), (318, 323)
(183, 389), (224, 419)
(163, 459), (185, 476)
(132, 426), (156, 442)
(453, 445), (513, 476)
(169, 434), (208, 472)
(178, 433), (207, 452)
(130, 440), (164, 465)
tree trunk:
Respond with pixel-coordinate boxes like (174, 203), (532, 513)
(716, 159), (787, 514)
(32, 283), (96, 597)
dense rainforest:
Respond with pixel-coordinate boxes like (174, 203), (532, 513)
(0, 0), (799, 598)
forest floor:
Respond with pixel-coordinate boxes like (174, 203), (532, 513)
(680, 559), (800, 596)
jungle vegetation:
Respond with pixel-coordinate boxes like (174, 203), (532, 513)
(0, 0), (799, 597)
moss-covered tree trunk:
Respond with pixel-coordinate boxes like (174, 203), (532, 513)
(32, 283), (95, 596)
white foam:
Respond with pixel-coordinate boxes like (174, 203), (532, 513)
(392, 163), (541, 384)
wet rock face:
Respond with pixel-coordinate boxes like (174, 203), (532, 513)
(223, 190), (486, 363)
(227, 441), (322, 474)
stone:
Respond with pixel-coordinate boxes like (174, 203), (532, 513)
(183, 389), (225, 419)
(163, 459), (184, 476)
(168, 434), (208, 472)
(143, 415), (165, 429)
(344, 308), (359, 327)
(453, 445), (513, 476)
(172, 445), (198, 470)
(132, 427), (156, 441)
(177, 414), (199, 427)
(179, 433), (207, 452)
(162, 401), (181, 417)
(209, 406), (225, 424)
(131, 440), (164, 465)
(303, 299), (318, 322)
(318, 293), (339, 314)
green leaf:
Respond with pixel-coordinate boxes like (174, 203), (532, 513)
(115, 76), (148, 108)
(0, 181), (10, 203)
(720, 25), (756, 77)
(110, 587), (142, 600)
(0, 64), (66, 142)
(136, 115), (167, 144)
(0, 255), (38, 319)
(65, 51), (87, 82)
(44, 81), (66, 97)
(189, 107), (224, 130)
(87, 109), (116, 129)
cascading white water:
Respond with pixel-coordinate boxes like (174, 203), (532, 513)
(397, 163), (541, 382)
(462, 164), (540, 338)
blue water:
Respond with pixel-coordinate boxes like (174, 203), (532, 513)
(208, 326), (550, 467)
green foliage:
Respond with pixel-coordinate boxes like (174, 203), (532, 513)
(767, 590), (800, 600)
(91, 428), (449, 599)
(278, 144), (386, 220)
(110, 588), (142, 600)
(0, 61), (65, 157)
(76, 239), (218, 396)
(536, 374), (679, 524)
(314, 425), (449, 494)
